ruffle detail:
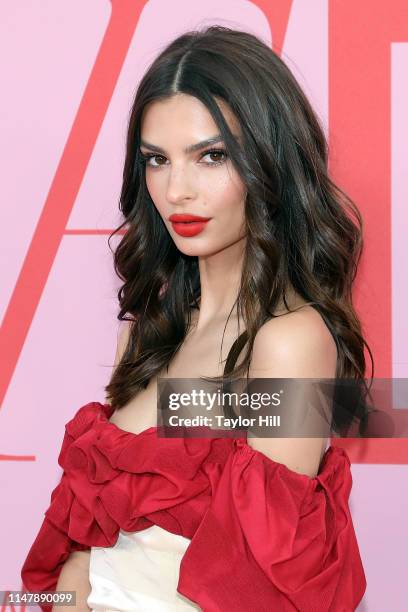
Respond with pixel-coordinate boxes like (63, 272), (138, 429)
(47, 402), (236, 546)
(21, 401), (366, 612)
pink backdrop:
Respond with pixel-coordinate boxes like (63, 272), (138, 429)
(1, 1), (407, 610)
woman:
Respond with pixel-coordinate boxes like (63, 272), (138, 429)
(21, 25), (372, 611)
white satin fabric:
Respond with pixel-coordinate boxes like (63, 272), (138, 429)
(87, 525), (202, 611)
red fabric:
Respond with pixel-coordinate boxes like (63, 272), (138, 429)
(21, 401), (366, 611)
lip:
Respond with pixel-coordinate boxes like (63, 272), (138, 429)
(169, 214), (211, 222)
(169, 213), (212, 237)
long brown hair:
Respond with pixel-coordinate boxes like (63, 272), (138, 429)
(104, 25), (374, 419)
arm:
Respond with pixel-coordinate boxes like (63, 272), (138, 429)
(52, 551), (91, 612)
(51, 323), (132, 609)
(247, 306), (337, 477)
(177, 308), (366, 611)
(22, 325), (132, 611)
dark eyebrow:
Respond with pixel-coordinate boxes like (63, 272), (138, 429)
(139, 135), (225, 155)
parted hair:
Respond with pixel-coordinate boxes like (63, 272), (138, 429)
(104, 25), (374, 423)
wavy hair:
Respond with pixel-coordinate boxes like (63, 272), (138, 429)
(104, 25), (374, 428)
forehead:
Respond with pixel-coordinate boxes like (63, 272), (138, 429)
(140, 93), (241, 141)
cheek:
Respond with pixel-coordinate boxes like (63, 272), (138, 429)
(145, 172), (167, 215)
(207, 174), (246, 222)
(145, 172), (158, 198)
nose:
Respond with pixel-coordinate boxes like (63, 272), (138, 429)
(166, 165), (197, 204)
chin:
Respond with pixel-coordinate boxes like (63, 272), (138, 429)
(175, 244), (213, 257)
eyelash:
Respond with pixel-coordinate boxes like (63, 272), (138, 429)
(139, 148), (228, 169)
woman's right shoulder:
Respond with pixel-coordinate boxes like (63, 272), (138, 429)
(111, 320), (137, 373)
(104, 321), (133, 407)
(114, 320), (133, 365)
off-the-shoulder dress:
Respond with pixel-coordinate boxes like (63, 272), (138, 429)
(21, 401), (366, 612)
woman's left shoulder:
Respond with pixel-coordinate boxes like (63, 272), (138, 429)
(250, 304), (338, 378)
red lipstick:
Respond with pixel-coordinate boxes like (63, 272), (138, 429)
(169, 213), (211, 237)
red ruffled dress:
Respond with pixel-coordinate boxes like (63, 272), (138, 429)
(21, 401), (366, 611)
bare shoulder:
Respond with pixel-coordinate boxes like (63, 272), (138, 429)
(247, 305), (336, 477)
(115, 320), (133, 363)
(105, 321), (133, 406)
(249, 305), (338, 378)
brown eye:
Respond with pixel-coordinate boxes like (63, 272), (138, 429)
(148, 155), (166, 166)
(140, 153), (168, 168)
(201, 149), (228, 166)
